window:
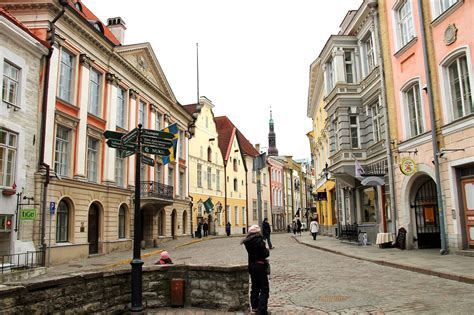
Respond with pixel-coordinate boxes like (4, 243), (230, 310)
(233, 178), (238, 191)
(344, 50), (355, 83)
(155, 112), (162, 131)
(216, 169), (220, 190)
(198, 203), (203, 217)
(233, 158), (238, 171)
(371, 103), (382, 143)
(205, 116), (209, 128)
(56, 200), (70, 242)
(54, 126), (70, 177)
(433, 0), (458, 17)
(115, 156), (125, 187)
(242, 207), (246, 226)
(117, 87), (126, 128)
(179, 171), (185, 196)
(0, 129), (17, 187)
(88, 68), (101, 116)
(207, 147), (212, 162)
(253, 200), (257, 221)
(58, 50), (74, 103)
(118, 205), (126, 239)
(333, 119), (339, 151)
(396, 1), (415, 48)
(179, 131), (185, 159)
(207, 167), (212, 189)
(263, 173), (267, 186)
(252, 171), (256, 183)
(363, 34), (375, 74)
(197, 164), (202, 187)
(326, 59), (334, 92)
(404, 83), (424, 137)
(138, 100), (146, 126)
(350, 116), (359, 148)
(446, 54), (472, 120)
(155, 162), (162, 183)
(234, 206), (239, 225)
(168, 166), (174, 187)
(200, 146), (203, 159)
(87, 138), (99, 182)
(362, 187), (377, 223)
(264, 201), (268, 220)
(2, 61), (20, 108)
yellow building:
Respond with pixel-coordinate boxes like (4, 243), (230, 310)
(184, 97), (225, 236)
(215, 116), (248, 235)
(307, 58), (337, 236)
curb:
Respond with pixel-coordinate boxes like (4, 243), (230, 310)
(293, 236), (474, 285)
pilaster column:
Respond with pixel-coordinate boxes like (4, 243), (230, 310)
(103, 73), (119, 183)
(75, 54), (92, 180)
(43, 46), (60, 167)
(128, 89), (138, 187)
(333, 48), (345, 84)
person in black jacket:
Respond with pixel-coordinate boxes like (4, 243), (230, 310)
(241, 224), (270, 315)
(261, 218), (273, 249)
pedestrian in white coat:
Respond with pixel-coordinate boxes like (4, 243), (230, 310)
(310, 218), (319, 241)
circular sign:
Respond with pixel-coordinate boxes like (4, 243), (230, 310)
(399, 157), (417, 176)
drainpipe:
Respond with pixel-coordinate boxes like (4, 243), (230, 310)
(417, 0), (448, 255)
(368, 0), (398, 234)
(39, 1), (67, 266)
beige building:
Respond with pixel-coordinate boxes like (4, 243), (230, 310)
(184, 97), (225, 236)
(3, 0), (193, 264)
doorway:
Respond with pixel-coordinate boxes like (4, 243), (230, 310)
(412, 179), (440, 249)
(461, 178), (474, 248)
(171, 209), (177, 237)
(88, 204), (100, 254)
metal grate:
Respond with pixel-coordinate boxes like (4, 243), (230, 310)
(319, 295), (350, 302)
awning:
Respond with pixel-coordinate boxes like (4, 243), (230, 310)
(361, 176), (385, 186)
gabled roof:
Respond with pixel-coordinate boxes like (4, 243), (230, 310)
(236, 130), (259, 157)
(0, 8), (50, 49)
(68, 0), (120, 45)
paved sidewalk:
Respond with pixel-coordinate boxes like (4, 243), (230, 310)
(294, 234), (474, 284)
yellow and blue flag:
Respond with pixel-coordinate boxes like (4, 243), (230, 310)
(161, 123), (179, 165)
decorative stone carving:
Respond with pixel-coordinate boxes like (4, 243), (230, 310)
(105, 72), (121, 85)
(137, 55), (148, 73)
(87, 125), (103, 139)
(79, 54), (93, 68)
(55, 110), (79, 129)
(444, 24), (458, 46)
(129, 89), (138, 99)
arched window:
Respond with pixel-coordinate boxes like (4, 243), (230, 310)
(444, 52), (472, 120)
(56, 200), (70, 242)
(182, 210), (188, 235)
(233, 159), (238, 171)
(207, 147), (212, 162)
(402, 81), (424, 138)
(118, 205), (126, 239)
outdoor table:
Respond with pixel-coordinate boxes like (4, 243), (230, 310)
(376, 232), (395, 248)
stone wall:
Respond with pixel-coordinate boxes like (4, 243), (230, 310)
(0, 264), (249, 313)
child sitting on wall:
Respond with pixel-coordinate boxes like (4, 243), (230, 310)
(156, 251), (173, 265)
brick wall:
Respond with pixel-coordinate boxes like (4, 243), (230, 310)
(0, 264), (249, 313)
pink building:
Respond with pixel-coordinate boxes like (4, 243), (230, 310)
(382, 0), (474, 251)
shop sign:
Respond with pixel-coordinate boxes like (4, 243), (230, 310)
(20, 209), (37, 220)
(399, 157), (417, 176)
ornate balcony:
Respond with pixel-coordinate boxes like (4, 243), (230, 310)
(140, 181), (174, 204)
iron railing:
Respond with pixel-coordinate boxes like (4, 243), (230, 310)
(140, 181), (174, 201)
(0, 250), (43, 274)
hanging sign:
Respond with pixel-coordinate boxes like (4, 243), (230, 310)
(20, 209), (37, 220)
(399, 157), (417, 176)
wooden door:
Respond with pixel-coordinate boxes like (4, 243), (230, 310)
(461, 179), (474, 248)
(88, 205), (99, 254)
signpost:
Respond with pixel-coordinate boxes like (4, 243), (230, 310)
(102, 124), (174, 312)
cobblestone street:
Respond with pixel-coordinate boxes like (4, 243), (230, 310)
(170, 233), (474, 314)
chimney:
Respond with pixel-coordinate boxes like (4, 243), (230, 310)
(255, 143), (260, 153)
(107, 17), (126, 44)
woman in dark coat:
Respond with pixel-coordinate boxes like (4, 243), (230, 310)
(226, 222), (231, 236)
(241, 225), (270, 315)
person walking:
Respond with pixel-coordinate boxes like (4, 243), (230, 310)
(292, 221), (297, 235)
(197, 221), (203, 238)
(262, 218), (273, 249)
(203, 220), (209, 237)
(226, 222), (232, 236)
(241, 225), (270, 315)
(310, 218), (319, 240)
(296, 218), (302, 236)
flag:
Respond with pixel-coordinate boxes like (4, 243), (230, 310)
(203, 197), (214, 214)
(160, 123), (179, 166)
(355, 159), (364, 180)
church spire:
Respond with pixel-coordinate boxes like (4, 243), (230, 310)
(268, 107), (278, 156)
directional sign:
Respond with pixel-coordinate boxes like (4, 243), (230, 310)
(103, 130), (125, 140)
(141, 155), (155, 167)
(121, 128), (138, 145)
(107, 139), (137, 151)
(141, 129), (174, 139)
(119, 149), (136, 158)
(141, 137), (173, 149)
(142, 146), (170, 156)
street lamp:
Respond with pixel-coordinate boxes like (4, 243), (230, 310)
(215, 202), (222, 235)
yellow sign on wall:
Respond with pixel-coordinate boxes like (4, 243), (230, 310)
(399, 157), (417, 176)
(20, 209), (37, 220)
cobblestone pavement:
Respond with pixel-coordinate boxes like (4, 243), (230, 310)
(168, 233), (474, 314)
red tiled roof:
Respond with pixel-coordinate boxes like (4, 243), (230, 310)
(215, 116), (259, 162)
(68, 1), (121, 45)
(0, 8), (50, 49)
(182, 103), (199, 115)
(236, 129), (259, 157)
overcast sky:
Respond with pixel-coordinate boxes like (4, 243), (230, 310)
(91, 0), (362, 160)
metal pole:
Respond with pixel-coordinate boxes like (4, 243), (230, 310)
(40, 163), (49, 267)
(257, 169), (262, 226)
(416, 0), (447, 255)
(131, 124), (144, 311)
(48, 208), (52, 267)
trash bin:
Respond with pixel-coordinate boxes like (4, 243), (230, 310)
(170, 278), (185, 307)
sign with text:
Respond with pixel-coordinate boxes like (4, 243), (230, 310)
(121, 128), (138, 145)
(141, 155), (155, 167)
(141, 129), (174, 139)
(103, 130), (125, 140)
(106, 139), (136, 151)
(142, 146), (170, 156)
(20, 209), (37, 220)
(141, 137), (173, 149)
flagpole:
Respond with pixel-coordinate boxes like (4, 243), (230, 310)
(196, 42), (200, 108)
